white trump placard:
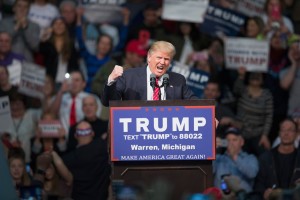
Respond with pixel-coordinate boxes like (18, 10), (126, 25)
(18, 62), (46, 99)
(162, 0), (209, 23)
(0, 96), (14, 134)
(225, 37), (270, 72)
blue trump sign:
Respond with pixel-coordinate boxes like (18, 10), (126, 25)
(110, 105), (215, 161)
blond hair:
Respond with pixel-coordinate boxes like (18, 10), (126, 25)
(148, 41), (176, 58)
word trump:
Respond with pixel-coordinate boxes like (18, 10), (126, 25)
(119, 117), (207, 133)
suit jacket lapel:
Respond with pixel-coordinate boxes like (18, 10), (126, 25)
(137, 67), (147, 100)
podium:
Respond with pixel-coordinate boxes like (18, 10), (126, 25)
(109, 100), (215, 199)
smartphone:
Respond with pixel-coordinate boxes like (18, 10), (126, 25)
(64, 73), (72, 85)
(271, 4), (281, 20)
(220, 139), (228, 148)
(220, 174), (231, 195)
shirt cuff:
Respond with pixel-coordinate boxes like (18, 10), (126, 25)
(107, 75), (116, 86)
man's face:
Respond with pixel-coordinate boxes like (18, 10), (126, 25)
(13, 0), (30, 19)
(0, 33), (12, 55)
(204, 83), (220, 99)
(279, 120), (297, 145)
(70, 72), (86, 95)
(147, 50), (171, 77)
(60, 4), (76, 24)
(226, 134), (244, 155)
(82, 96), (97, 119)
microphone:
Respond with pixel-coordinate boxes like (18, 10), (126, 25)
(150, 73), (156, 91)
(162, 74), (169, 89)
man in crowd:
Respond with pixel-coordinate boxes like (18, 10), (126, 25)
(254, 118), (300, 200)
(214, 127), (259, 195)
(66, 95), (108, 152)
(62, 121), (111, 200)
(50, 70), (102, 134)
(0, 0), (40, 62)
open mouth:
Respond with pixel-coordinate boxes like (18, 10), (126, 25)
(156, 66), (164, 73)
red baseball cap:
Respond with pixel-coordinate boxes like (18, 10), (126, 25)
(125, 40), (147, 57)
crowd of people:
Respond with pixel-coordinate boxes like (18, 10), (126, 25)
(0, 0), (300, 199)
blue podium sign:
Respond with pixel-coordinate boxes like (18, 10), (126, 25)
(110, 105), (215, 161)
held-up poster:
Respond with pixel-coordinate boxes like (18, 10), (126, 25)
(18, 62), (46, 99)
(169, 62), (210, 98)
(225, 37), (270, 72)
(0, 96), (14, 134)
(236, 0), (266, 17)
(200, 3), (247, 37)
(38, 120), (62, 138)
(162, 0), (209, 23)
(81, 0), (126, 24)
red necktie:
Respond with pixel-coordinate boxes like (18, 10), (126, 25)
(153, 77), (160, 100)
(69, 96), (76, 126)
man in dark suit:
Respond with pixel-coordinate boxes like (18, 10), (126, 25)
(101, 40), (198, 106)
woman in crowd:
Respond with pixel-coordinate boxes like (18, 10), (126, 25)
(8, 148), (31, 193)
(31, 112), (66, 170)
(39, 17), (79, 86)
(245, 16), (265, 39)
(10, 93), (42, 163)
(234, 67), (274, 156)
(41, 151), (72, 199)
(262, 0), (294, 37)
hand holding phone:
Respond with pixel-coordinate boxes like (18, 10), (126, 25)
(221, 174), (231, 195)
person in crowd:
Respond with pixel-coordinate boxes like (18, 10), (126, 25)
(214, 127), (259, 195)
(262, 0), (294, 37)
(0, 32), (25, 67)
(101, 41), (198, 107)
(203, 80), (242, 138)
(245, 16), (265, 39)
(127, 3), (166, 45)
(50, 70), (102, 134)
(28, 0), (59, 39)
(9, 93), (42, 163)
(31, 112), (66, 167)
(265, 31), (290, 142)
(254, 118), (300, 200)
(280, 40), (300, 115)
(75, 6), (130, 92)
(273, 110), (300, 148)
(66, 95), (108, 152)
(39, 17), (79, 85)
(0, 0), (40, 62)
(62, 120), (111, 200)
(59, 0), (77, 38)
(234, 67), (273, 156)
(8, 147), (31, 192)
(166, 22), (210, 64)
(40, 150), (73, 199)
(0, 66), (18, 97)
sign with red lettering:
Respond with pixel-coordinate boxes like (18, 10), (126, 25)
(18, 62), (46, 99)
(225, 37), (269, 72)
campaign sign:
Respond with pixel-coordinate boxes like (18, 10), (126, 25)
(81, 0), (126, 25)
(169, 62), (210, 98)
(225, 37), (269, 72)
(0, 96), (14, 133)
(110, 105), (215, 161)
(38, 120), (62, 138)
(200, 3), (247, 37)
(162, 0), (209, 23)
(236, 0), (266, 17)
